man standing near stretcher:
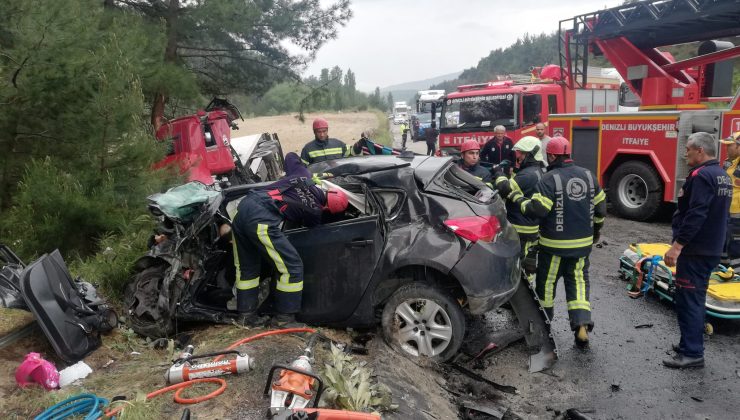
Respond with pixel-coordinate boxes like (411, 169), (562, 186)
(663, 132), (732, 369)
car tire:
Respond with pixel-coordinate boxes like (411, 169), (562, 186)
(608, 161), (663, 221)
(124, 265), (178, 338)
(381, 282), (465, 362)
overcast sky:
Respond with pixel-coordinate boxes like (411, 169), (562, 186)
(303, 0), (625, 91)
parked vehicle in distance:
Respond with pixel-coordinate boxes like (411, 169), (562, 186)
(393, 102), (410, 124)
(411, 112), (441, 141)
(125, 154), (522, 362)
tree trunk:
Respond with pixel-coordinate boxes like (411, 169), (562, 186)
(151, 0), (180, 132)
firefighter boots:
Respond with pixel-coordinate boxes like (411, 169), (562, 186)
(574, 325), (589, 348)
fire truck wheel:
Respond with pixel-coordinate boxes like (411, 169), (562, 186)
(608, 161), (662, 221)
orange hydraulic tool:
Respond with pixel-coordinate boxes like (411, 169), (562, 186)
(265, 334), (323, 409)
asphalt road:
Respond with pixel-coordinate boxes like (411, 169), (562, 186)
(387, 123), (740, 420)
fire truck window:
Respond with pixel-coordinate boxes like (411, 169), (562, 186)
(442, 97), (516, 129)
(522, 95), (542, 126)
(548, 95), (557, 115)
(166, 134), (179, 156)
(204, 125), (216, 147)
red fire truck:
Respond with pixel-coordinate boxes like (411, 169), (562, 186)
(437, 67), (621, 154)
(550, 0), (740, 220)
(154, 98), (283, 186)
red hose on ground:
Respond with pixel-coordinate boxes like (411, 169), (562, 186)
(102, 327), (316, 418)
(213, 327), (316, 362)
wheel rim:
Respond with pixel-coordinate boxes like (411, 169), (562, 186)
(617, 174), (648, 209)
(393, 298), (454, 357)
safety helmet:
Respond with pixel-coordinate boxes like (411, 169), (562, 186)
(546, 136), (571, 155)
(513, 136), (545, 162)
(325, 188), (349, 214)
(313, 118), (329, 131)
(460, 140), (481, 153)
(513, 136), (540, 153)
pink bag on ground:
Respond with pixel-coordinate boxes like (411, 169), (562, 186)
(15, 352), (59, 390)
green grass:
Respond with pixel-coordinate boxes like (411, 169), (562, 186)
(372, 109), (392, 146)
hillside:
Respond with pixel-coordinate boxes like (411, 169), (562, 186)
(380, 71), (462, 104)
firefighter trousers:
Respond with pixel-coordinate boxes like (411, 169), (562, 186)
(231, 193), (303, 314)
(535, 251), (594, 331)
(674, 255), (718, 358)
(721, 215), (740, 271)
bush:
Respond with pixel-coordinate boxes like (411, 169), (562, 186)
(70, 215), (154, 299)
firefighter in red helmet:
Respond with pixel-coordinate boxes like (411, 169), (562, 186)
(496, 136), (606, 347)
(458, 140), (492, 184)
(300, 118), (350, 165)
(232, 152), (348, 327)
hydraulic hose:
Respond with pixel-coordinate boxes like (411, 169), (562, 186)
(109, 327), (316, 418)
(213, 327), (316, 362)
(35, 393), (109, 420)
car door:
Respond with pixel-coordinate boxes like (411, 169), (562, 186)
(285, 214), (384, 323)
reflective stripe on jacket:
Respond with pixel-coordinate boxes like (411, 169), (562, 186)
(503, 163), (544, 235)
(300, 138), (349, 165)
(523, 161), (606, 257)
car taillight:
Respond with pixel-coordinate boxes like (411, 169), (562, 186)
(444, 216), (500, 243)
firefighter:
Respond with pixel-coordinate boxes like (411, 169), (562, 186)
(232, 152), (349, 327)
(300, 118), (350, 165)
(480, 125), (515, 170)
(720, 131), (740, 271)
(498, 136), (606, 347)
(663, 132), (731, 369)
(457, 140), (491, 184)
(493, 136), (546, 258)
(400, 122), (408, 149)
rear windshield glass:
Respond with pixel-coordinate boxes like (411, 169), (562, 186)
(436, 164), (496, 203)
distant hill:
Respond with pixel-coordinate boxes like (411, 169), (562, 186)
(380, 71), (462, 104)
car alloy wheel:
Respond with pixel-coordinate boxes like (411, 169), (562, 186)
(381, 282), (465, 362)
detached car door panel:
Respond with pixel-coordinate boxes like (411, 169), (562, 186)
(286, 216), (383, 323)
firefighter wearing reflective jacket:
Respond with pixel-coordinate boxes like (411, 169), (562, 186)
(458, 140), (492, 184)
(232, 152), (348, 326)
(499, 136), (606, 347)
(719, 131), (740, 271)
(493, 136), (546, 256)
(300, 118), (350, 165)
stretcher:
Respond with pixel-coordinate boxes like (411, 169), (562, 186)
(619, 243), (740, 333)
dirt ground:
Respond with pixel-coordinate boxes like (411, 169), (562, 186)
(234, 111), (382, 155)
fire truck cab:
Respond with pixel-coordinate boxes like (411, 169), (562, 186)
(438, 67), (620, 154)
(555, 0), (740, 220)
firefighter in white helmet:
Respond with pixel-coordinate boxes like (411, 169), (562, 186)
(492, 136), (545, 257)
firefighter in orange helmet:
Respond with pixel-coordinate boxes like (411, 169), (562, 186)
(300, 118), (350, 165)
(458, 140), (492, 184)
(496, 136), (606, 347)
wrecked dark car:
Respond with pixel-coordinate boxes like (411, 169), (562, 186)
(126, 154), (544, 363)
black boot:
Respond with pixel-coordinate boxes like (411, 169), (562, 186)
(236, 311), (270, 328)
(270, 313), (306, 329)
(662, 354), (704, 369)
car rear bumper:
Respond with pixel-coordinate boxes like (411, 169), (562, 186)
(450, 234), (521, 314)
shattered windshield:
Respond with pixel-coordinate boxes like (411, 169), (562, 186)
(441, 94), (517, 130)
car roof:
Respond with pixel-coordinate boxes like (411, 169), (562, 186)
(309, 155), (453, 187)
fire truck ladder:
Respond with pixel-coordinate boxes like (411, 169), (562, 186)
(559, 0), (740, 107)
